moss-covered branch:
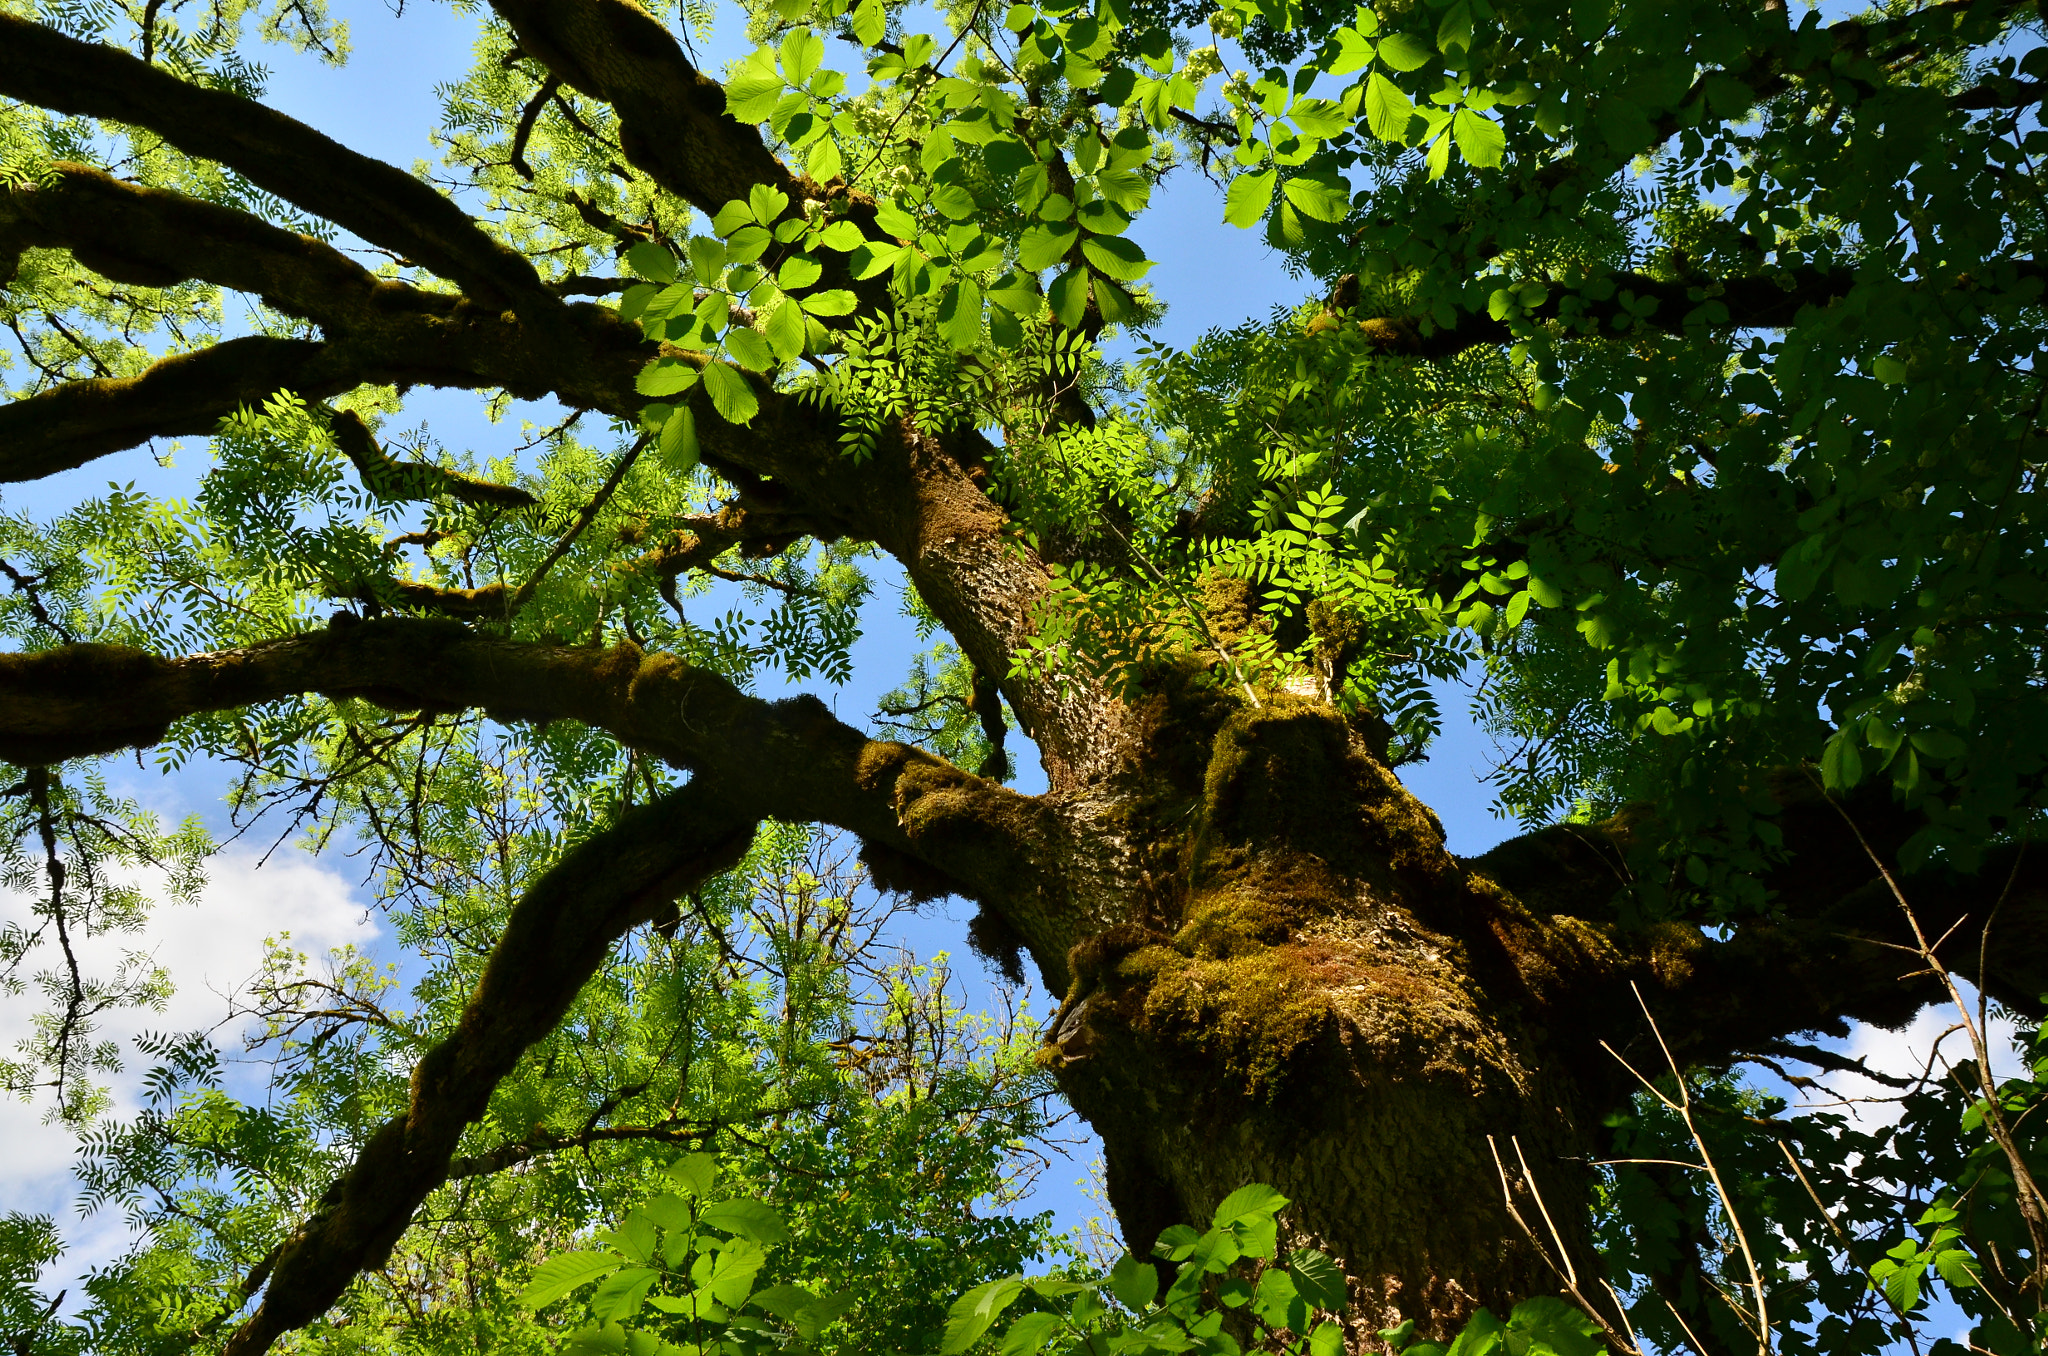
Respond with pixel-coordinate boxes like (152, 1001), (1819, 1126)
(0, 14), (552, 311)
(220, 780), (759, 1356)
(0, 622), (1067, 943)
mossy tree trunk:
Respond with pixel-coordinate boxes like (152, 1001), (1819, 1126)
(4, 9), (2048, 1354)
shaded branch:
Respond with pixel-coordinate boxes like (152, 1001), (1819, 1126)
(0, 14), (551, 311)
(219, 780), (759, 1356)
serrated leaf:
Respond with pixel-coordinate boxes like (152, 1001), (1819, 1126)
(850, 0), (886, 45)
(667, 1152), (718, 1197)
(625, 242), (676, 283)
(807, 136), (845, 181)
(1213, 1183), (1289, 1228)
(938, 278), (983, 349)
(1288, 97), (1349, 139)
(1452, 107), (1506, 168)
(687, 236), (727, 282)
(849, 242), (904, 279)
(1019, 221), (1079, 271)
(520, 1251), (624, 1310)
(1048, 267), (1090, 328)
(749, 183), (791, 226)
(780, 28), (825, 84)
(700, 1204), (786, 1245)
(588, 1268), (661, 1323)
(1364, 72), (1415, 141)
(1224, 169), (1276, 227)
(703, 362), (759, 424)
(875, 200), (920, 238)
(636, 360), (700, 398)
(942, 1278), (1025, 1354)
(1282, 172), (1351, 222)
(999, 1311), (1062, 1356)
(801, 287), (858, 316)
(764, 299), (808, 360)
(777, 255), (823, 290)
(817, 220), (866, 251)
(1080, 234), (1152, 281)
(1426, 131), (1452, 178)
(1309, 1320), (1346, 1356)
(1287, 1250), (1347, 1312)
(1378, 31), (1434, 71)
(658, 407), (699, 475)
(1109, 1252), (1159, 1310)
(1329, 28), (1375, 76)
(722, 326), (775, 372)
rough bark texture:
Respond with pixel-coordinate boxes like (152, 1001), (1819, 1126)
(3, 8), (2046, 1353)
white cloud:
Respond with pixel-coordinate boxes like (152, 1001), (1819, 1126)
(0, 847), (376, 1287)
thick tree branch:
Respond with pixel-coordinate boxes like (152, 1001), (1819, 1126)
(220, 779), (758, 1355)
(1, 163), (438, 331)
(0, 623), (1070, 949)
(0, 14), (551, 312)
(0, 336), (350, 481)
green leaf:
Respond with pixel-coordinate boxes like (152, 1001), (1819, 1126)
(1365, 73), (1416, 141)
(807, 136), (844, 182)
(801, 287), (858, 316)
(722, 326), (775, 373)
(875, 200), (920, 238)
(588, 1268), (661, 1323)
(1252, 1267), (1303, 1331)
(1109, 1252), (1159, 1310)
(1212, 1183), (1289, 1229)
(638, 359), (702, 397)
(749, 183), (791, 226)
(667, 1152), (718, 1198)
(777, 255), (823, 290)
(1309, 1320), (1346, 1356)
(1224, 169), (1277, 227)
(564, 1324), (627, 1356)
(703, 362), (759, 425)
(1451, 108), (1506, 168)
(1288, 97), (1350, 139)
(1282, 172), (1351, 222)
(1821, 727), (1865, 791)
(1874, 354), (1908, 384)
(850, 0), (886, 46)
(817, 220), (866, 251)
(999, 1311), (1062, 1356)
(938, 278), (983, 349)
(780, 28), (825, 84)
(1329, 28), (1375, 76)
(1425, 131), (1452, 179)
(764, 299), (808, 360)
(686, 236), (727, 283)
(658, 407), (699, 475)
(726, 55), (786, 123)
(1445, 1306), (1504, 1356)
(520, 1251), (624, 1310)
(942, 1278), (1025, 1354)
(1080, 234), (1152, 281)
(625, 243), (677, 283)
(1049, 267), (1090, 328)
(930, 182), (980, 219)
(1504, 1297), (1602, 1356)
(1287, 1250), (1347, 1312)
(849, 242), (904, 279)
(700, 1198), (791, 1244)
(752, 1283), (820, 1318)
(1378, 32), (1434, 71)
(1019, 221), (1079, 271)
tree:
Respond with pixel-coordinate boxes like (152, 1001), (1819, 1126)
(0, 0), (2044, 1350)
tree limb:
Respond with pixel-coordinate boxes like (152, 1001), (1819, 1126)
(0, 14), (552, 312)
(219, 779), (759, 1356)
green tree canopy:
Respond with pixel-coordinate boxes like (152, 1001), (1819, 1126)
(1, 0), (2045, 1351)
